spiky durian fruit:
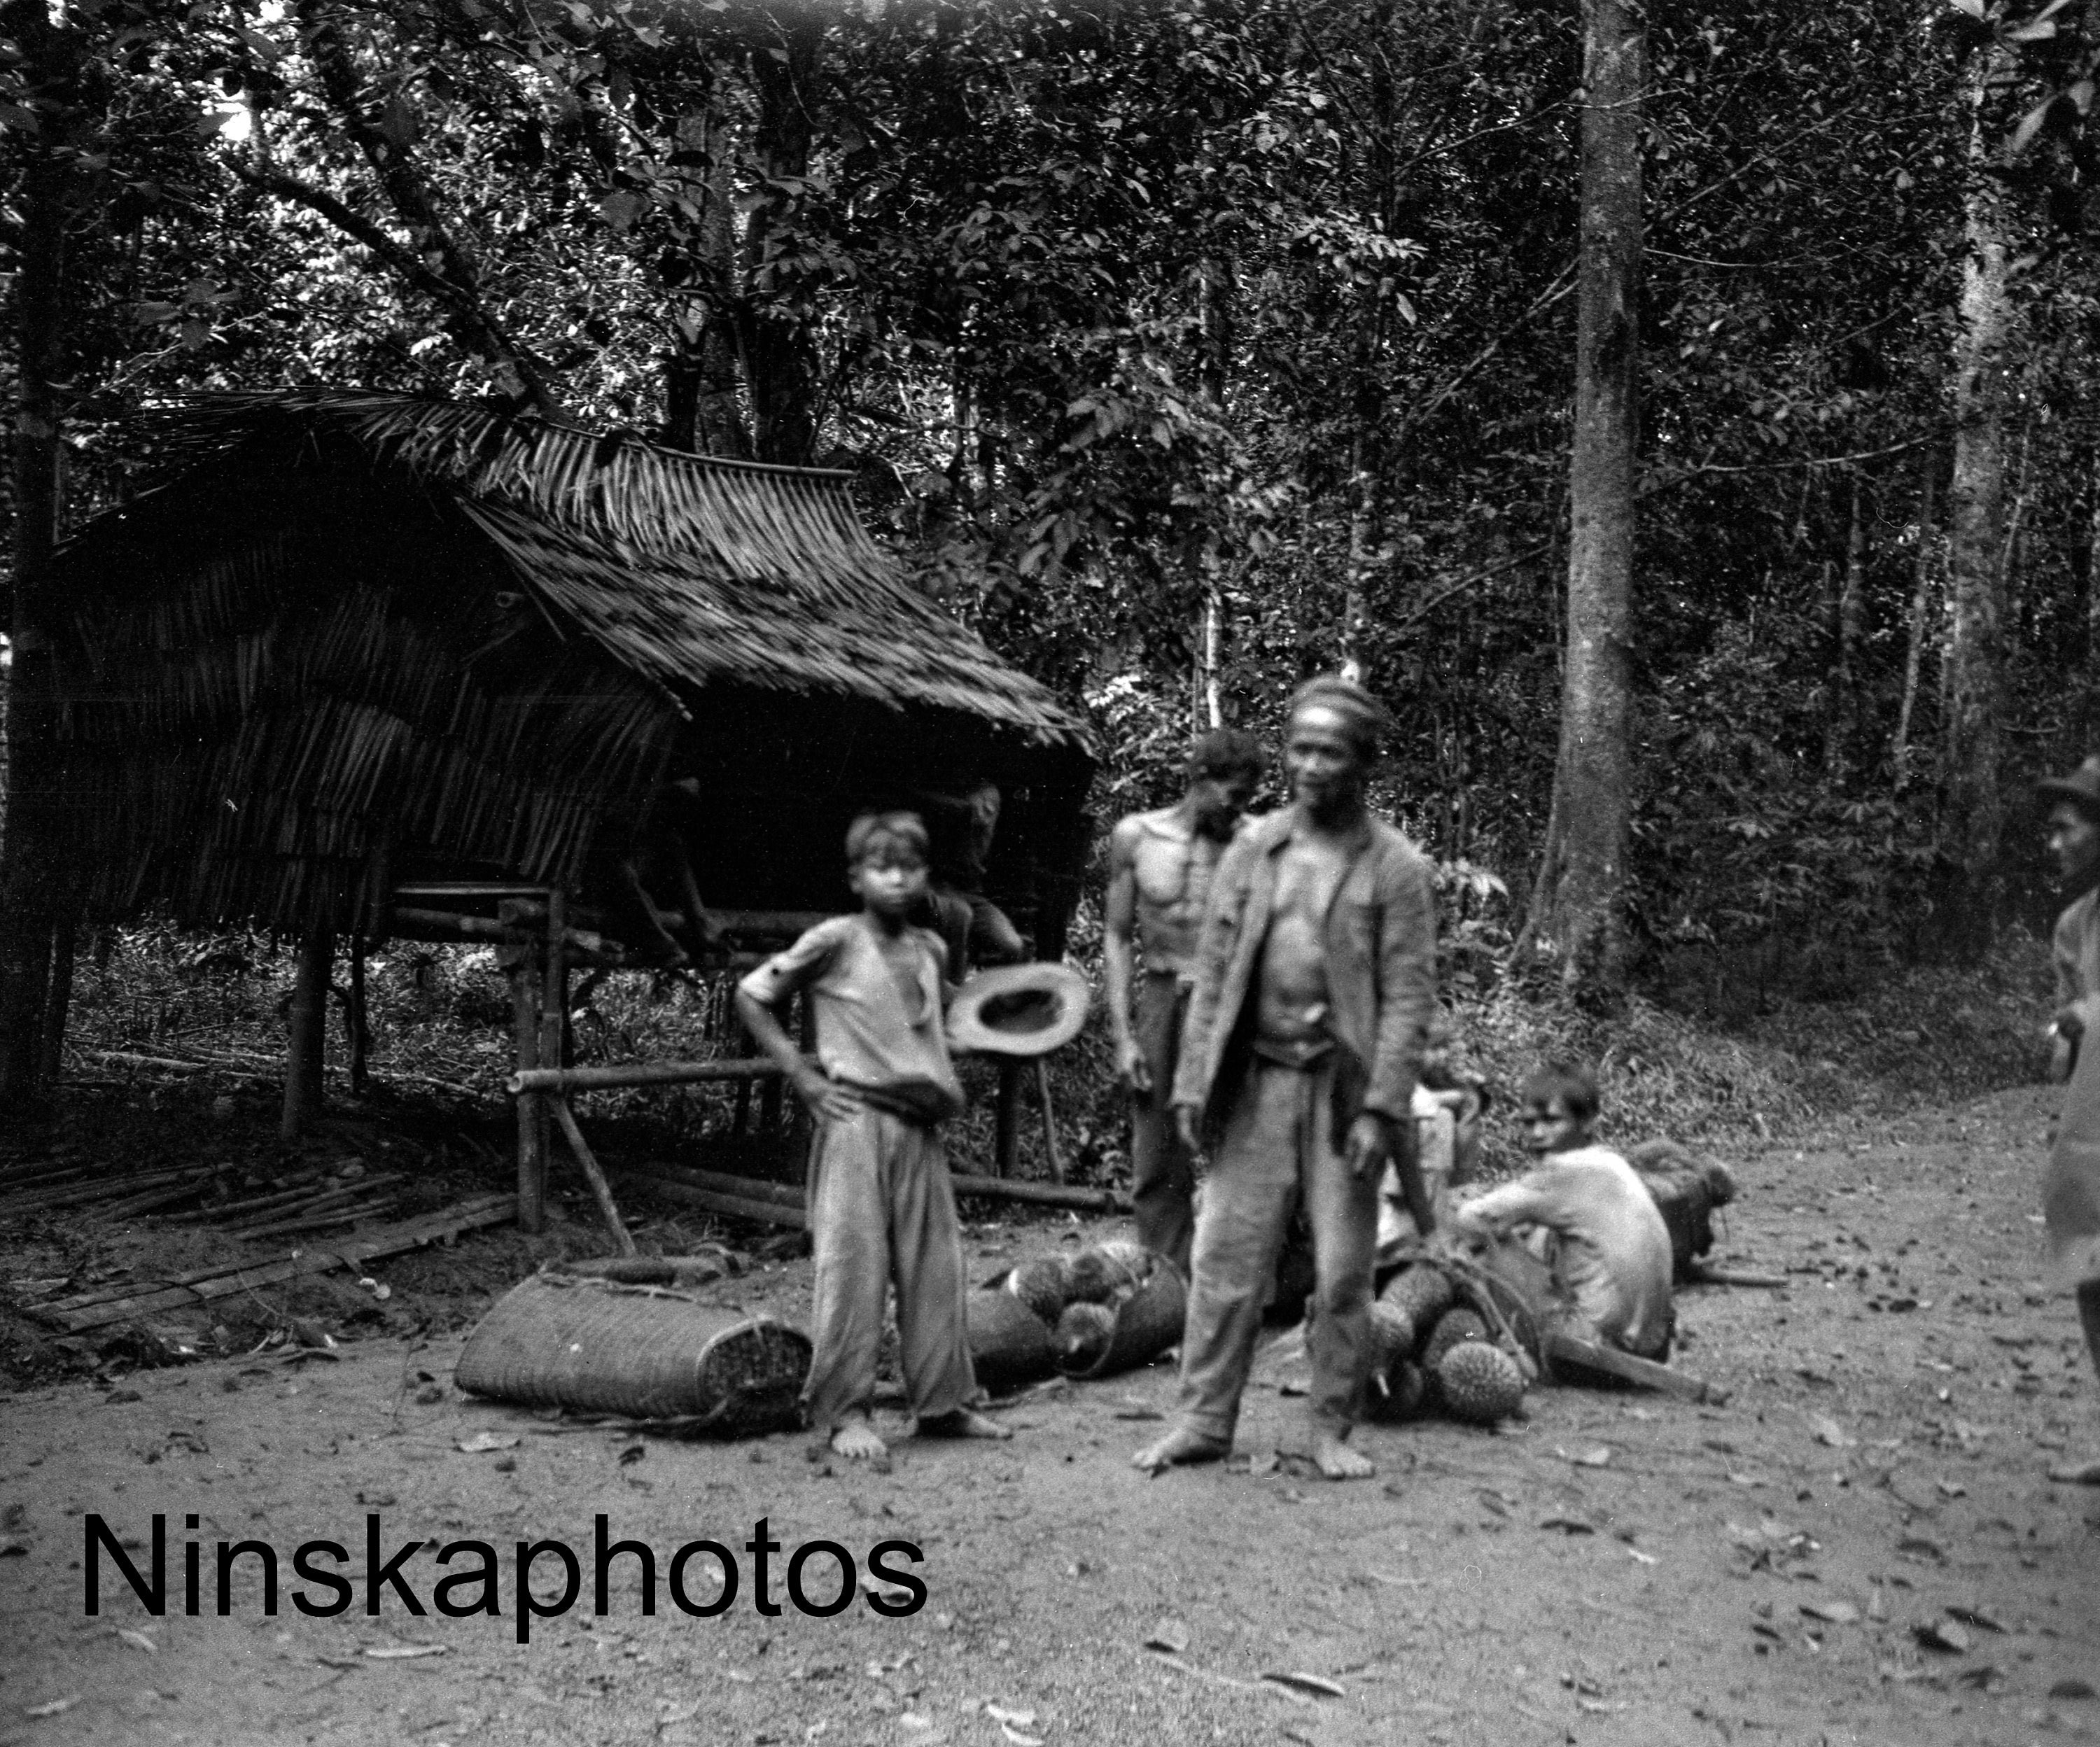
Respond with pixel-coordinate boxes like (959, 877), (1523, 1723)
(1004, 1256), (1070, 1326)
(1436, 1340), (1526, 1425)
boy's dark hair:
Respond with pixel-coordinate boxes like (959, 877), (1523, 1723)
(1189, 727), (1266, 784)
(845, 810), (929, 865)
(1520, 1061), (1600, 1123)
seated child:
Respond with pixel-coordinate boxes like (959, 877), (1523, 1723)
(735, 810), (1010, 1465)
(1449, 1062), (1675, 1359)
(1377, 1016), (1491, 1253)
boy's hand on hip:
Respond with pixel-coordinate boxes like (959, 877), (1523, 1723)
(2056, 1004), (2087, 1044)
(794, 1069), (862, 1123)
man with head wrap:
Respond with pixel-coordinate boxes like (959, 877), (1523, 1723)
(1134, 676), (1439, 1481)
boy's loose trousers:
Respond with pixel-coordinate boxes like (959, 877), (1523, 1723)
(802, 1103), (978, 1435)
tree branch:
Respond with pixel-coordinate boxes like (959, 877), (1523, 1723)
(291, 0), (564, 419)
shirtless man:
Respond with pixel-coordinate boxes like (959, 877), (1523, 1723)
(1103, 729), (1266, 1275)
(1134, 678), (1438, 1482)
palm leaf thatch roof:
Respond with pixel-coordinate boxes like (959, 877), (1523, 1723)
(50, 391), (1093, 936)
(155, 389), (1086, 743)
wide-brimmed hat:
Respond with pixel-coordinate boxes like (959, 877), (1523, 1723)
(2039, 756), (2100, 818)
(947, 963), (1091, 1058)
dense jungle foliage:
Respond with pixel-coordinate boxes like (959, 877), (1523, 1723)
(4, 0), (2100, 1016)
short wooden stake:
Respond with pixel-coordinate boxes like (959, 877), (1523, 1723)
(994, 1059), (1022, 1179)
(552, 1097), (637, 1256)
(512, 956), (545, 1233)
(1035, 1058), (1065, 1184)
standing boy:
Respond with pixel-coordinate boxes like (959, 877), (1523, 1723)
(1450, 1062), (1674, 1359)
(736, 811), (1009, 1466)
(1135, 677), (1438, 1482)
(1102, 728), (1266, 1275)
(2038, 757), (2100, 1485)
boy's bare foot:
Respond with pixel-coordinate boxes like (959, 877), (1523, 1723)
(1132, 1426), (1229, 1473)
(917, 1408), (1011, 1440)
(2046, 1456), (2100, 1485)
(1312, 1430), (1375, 1480)
(830, 1415), (890, 1465)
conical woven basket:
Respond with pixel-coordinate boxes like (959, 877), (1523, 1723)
(455, 1268), (811, 1434)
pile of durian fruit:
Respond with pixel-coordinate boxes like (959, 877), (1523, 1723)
(1370, 1261), (1530, 1426)
(1002, 1239), (1157, 1371)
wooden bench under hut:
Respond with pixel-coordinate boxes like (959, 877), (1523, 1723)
(46, 389), (1096, 1238)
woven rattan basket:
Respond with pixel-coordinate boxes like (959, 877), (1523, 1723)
(963, 1288), (1058, 1394)
(455, 1268), (811, 1433)
(1057, 1256), (1186, 1380)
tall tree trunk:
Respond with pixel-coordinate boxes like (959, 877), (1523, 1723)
(1830, 474), (1868, 771)
(1519, 0), (1643, 1002)
(1340, 433), (1378, 684)
(1198, 253), (1230, 726)
(38, 917), (75, 1086)
(293, 1), (562, 419)
(1893, 462), (1937, 792)
(1999, 407), (2032, 647)
(1938, 43), (2017, 962)
(741, 4), (822, 465)
(2085, 443), (2100, 659)
(665, 103), (752, 457)
(2082, 444), (2100, 738)
(0, 3), (76, 1109)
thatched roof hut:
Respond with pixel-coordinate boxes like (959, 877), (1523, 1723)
(49, 391), (1094, 953)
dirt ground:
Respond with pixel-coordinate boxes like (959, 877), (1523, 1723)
(3, 1085), (2099, 1747)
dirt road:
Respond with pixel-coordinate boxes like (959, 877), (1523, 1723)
(3, 1086), (2097, 1747)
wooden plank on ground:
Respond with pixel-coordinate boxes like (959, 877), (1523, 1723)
(0, 1166), (198, 1221)
(508, 1058), (783, 1095)
(1542, 1328), (1728, 1404)
(27, 1195), (518, 1333)
(617, 1159), (1126, 1217)
(618, 1160), (803, 1207)
(624, 1177), (807, 1230)
(949, 1172), (1128, 1213)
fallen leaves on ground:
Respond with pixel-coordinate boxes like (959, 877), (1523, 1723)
(1555, 1445), (1612, 1467)
(1808, 1412), (1856, 1449)
(1261, 1671), (1345, 1699)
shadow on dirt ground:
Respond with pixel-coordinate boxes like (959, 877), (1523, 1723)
(3, 1085), (2099, 1747)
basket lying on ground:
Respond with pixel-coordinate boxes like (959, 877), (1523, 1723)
(455, 1263), (811, 1434)
(965, 1289), (1059, 1394)
(1628, 1139), (1740, 1280)
(971, 1240), (1186, 1388)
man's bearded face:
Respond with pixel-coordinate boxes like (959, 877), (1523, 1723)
(1190, 772), (1257, 839)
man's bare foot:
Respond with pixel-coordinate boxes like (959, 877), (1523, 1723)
(1132, 1426), (1230, 1474)
(917, 1408), (1011, 1440)
(2047, 1456), (2100, 1485)
(830, 1415), (890, 1465)
(1312, 1430), (1375, 1480)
